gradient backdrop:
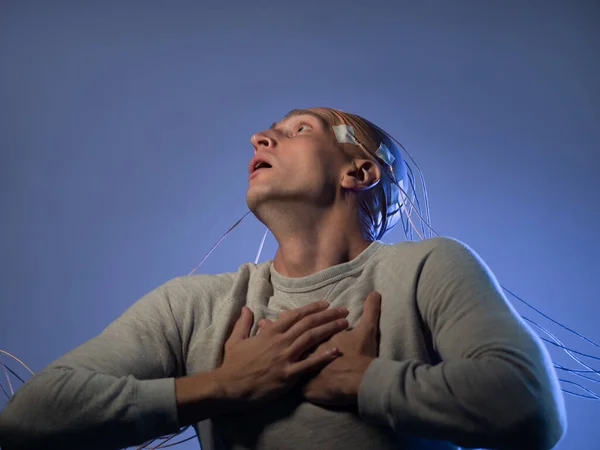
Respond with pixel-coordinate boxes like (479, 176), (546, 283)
(1, 1), (599, 449)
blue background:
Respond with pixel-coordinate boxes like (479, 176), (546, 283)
(1, 1), (598, 449)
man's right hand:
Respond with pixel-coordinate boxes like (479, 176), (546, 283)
(214, 300), (350, 410)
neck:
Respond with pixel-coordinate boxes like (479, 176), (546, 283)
(263, 205), (373, 278)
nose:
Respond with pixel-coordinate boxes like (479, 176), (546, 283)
(250, 131), (275, 152)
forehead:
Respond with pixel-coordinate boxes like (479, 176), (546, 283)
(270, 110), (329, 130)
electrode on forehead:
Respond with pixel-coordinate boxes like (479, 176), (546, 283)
(332, 125), (359, 145)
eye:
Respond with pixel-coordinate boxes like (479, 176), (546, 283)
(295, 124), (310, 134)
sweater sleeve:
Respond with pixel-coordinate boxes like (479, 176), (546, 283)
(358, 237), (567, 450)
(0, 279), (187, 450)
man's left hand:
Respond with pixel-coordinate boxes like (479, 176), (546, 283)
(257, 291), (382, 408)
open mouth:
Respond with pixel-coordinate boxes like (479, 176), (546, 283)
(254, 161), (272, 171)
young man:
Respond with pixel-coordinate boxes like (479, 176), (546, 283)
(0, 108), (566, 450)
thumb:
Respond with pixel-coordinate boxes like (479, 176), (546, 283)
(227, 306), (253, 343)
(358, 292), (381, 334)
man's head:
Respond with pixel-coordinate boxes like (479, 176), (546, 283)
(246, 107), (406, 241)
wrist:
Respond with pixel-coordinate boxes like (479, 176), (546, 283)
(175, 371), (235, 426)
(352, 356), (375, 393)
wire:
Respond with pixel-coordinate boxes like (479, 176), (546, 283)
(0, 361), (14, 396)
(152, 435), (196, 448)
(541, 340), (600, 362)
(522, 317), (600, 374)
(505, 287), (600, 349)
(188, 211), (253, 275)
(554, 363), (600, 375)
(561, 390), (600, 400)
(558, 379), (600, 400)
(0, 349), (35, 376)
(1, 362), (27, 384)
(134, 426), (195, 450)
(554, 364), (599, 383)
(0, 378), (10, 399)
(255, 228), (269, 264)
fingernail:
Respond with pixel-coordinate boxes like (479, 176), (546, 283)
(327, 348), (339, 357)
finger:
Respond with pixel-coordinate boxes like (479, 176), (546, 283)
(286, 318), (349, 361)
(357, 292), (382, 333)
(284, 307), (349, 342)
(227, 306), (253, 343)
(288, 346), (340, 377)
(258, 318), (274, 329)
(270, 300), (330, 333)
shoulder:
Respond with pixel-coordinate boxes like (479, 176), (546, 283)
(376, 237), (496, 296)
(150, 261), (271, 335)
(376, 236), (480, 268)
(157, 260), (271, 310)
(385, 235), (472, 253)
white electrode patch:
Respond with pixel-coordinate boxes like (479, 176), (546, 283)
(332, 125), (359, 145)
(376, 143), (396, 166)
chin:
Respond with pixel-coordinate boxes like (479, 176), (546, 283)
(245, 189), (265, 215)
(246, 190), (284, 226)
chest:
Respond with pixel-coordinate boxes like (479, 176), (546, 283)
(185, 273), (441, 449)
(186, 277), (436, 375)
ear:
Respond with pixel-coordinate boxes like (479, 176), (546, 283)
(340, 159), (381, 191)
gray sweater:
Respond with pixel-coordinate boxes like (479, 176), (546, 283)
(0, 237), (566, 450)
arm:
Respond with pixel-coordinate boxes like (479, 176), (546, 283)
(358, 237), (567, 449)
(0, 279), (351, 450)
(0, 278), (192, 450)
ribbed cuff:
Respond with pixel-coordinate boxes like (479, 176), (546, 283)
(358, 358), (400, 428)
(135, 377), (180, 438)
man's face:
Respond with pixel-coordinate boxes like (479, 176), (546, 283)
(246, 112), (347, 214)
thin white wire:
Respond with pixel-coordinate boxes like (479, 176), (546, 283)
(0, 377), (9, 398)
(155, 436), (196, 448)
(353, 140), (428, 241)
(370, 122), (432, 226)
(134, 427), (194, 450)
(399, 186), (424, 240)
(524, 317), (600, 382)
(255, 228), (269, 264)
(387, 167), (435, 239)
(153, 435), (195, 449)
(0, 361), (14, 396)
(188, 211), (253, 276)
(0, 349), (35, 376)
(357, 134), (434, 241)
(149, 430), (178, 450)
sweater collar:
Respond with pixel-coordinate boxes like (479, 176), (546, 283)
(269, 241), (383, 293)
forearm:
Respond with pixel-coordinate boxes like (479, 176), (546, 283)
(0, 367), (178, 450)
(175, 370), (242, 425)
(358, 356), (565, 449)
